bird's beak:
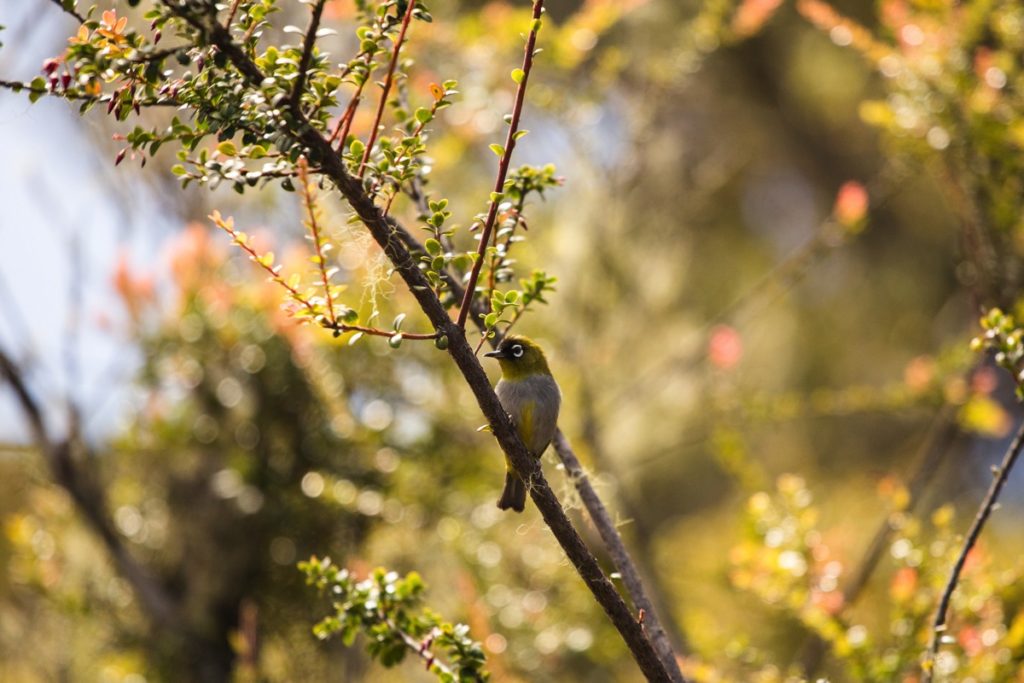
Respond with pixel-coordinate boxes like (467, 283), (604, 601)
(484, 349), (507, 359)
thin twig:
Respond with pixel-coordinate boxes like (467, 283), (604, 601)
(327, 323), (437, 340)
(224, 0), (244, 29)
(382, 621), (455, 678)
(357, 0), (417, 177)
(289, 0), (327, 114)
(485, 197), (527, 303)
(0, 79), (181, 107)
(456, 0), (544, 330)
(48, 0), (86, 24)
(922, 419), (1024, 681)
(212, 210), (436, 341)
(298, 158), (337, 327)
(330, 92), (362, 148)
(128, 45), (191, 64)
(328, 8), (394, 146)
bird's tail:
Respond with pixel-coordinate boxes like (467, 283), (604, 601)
(497, 470), (526, 512)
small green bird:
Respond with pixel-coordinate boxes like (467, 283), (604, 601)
(484, 335), (561, 512)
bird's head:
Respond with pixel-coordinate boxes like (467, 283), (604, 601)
(484, 335), (552, 379)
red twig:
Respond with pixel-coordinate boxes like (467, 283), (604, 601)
(327, 9), (393, 147)
(213, 211), (435, 341)
(298, 158), (337, 327)
(370, 101), (440, 214)
(456, 0), (544, 329)
(215, 220), (319, 318)
(224, 0), (244, 29)
(331, 324), (437, 340)
(357, 0), (417, 178)
(330, 92), (363, 148)
(485, 200), (526, 302)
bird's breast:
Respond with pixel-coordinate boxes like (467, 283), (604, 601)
(495, 375), (561, 457)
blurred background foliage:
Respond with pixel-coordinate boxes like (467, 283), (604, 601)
(2, 0), (1024, 681)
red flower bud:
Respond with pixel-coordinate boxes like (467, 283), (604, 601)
(115, 148), (127, 166)
(834, 181), (869, 228)
(42, 58), (61, 75)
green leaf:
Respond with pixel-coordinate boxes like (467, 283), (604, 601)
(489, 144), (505, 157)
(217, 141), (238, 156)
(424, 238), (442, 256)
(388, 333), (403, 349)
(28, 77), (46, 104)
(511, 68), (525, 84)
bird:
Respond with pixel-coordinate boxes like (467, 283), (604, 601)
(484, 335), (561, 512)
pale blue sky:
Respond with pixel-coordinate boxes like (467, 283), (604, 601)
(0, 4), (173, 444)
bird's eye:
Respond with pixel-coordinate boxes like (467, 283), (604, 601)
(511, 345), (524, 358)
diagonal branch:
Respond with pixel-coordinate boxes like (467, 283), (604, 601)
(922, 418), (1024, 681)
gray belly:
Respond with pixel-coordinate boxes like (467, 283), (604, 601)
(495, 375), (561, 457)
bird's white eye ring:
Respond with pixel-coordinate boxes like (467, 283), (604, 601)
(511, 345), (524, 358)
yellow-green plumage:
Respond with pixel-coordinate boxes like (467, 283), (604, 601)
(485, 336), (561, 512)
